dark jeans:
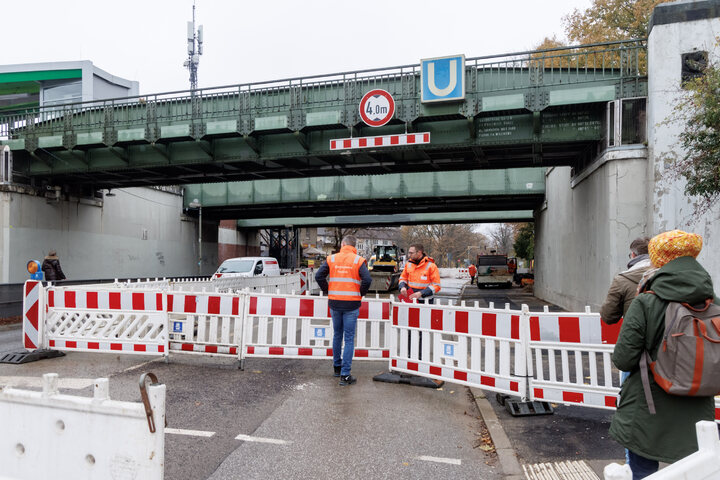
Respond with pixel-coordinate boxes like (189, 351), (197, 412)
(628, 450), (658, 480)
(331, 308), (359, 377)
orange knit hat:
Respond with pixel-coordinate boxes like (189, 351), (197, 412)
(648, 230), (703, 268)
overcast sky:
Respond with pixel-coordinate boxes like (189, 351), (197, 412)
(8, 0), (592, 95)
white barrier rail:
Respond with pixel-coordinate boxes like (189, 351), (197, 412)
(0, 373), (165, 479)
(210, 272), (304, 294)
(603, 421), (720, 480)
(391, 300), (529, 398)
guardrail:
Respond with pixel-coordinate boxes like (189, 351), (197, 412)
(0, 39), (646, 141)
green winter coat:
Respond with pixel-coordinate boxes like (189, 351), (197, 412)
(609, 256), (716, 463)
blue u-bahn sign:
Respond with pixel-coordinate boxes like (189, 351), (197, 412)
(421, 54), (466, 103)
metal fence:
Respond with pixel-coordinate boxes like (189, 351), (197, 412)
(0, 39), (647, 141)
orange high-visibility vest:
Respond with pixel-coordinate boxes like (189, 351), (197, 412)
(400, 256), (441, 296)
(327, 245), (366, 301)
(468, 264), (477, 276)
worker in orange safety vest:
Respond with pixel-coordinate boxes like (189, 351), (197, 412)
(399, 244), (441, 304)
(468, 263), (477, 285)
(315, 235), (372, 386)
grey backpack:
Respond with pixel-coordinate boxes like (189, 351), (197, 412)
(640, 297), (720, 413)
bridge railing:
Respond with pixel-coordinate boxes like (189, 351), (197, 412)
(0, 39), (646, 141)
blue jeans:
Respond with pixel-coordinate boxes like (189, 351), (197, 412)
(331, 308), (359, 376)
(628, 450), (659, 479)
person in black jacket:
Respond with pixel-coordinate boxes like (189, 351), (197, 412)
(42, 250), (66, 281)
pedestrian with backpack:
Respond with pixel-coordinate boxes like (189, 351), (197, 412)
(609, 230), (718, 479)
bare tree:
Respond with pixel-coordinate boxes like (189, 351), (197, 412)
(401, 224), (488, 267)
(330, 227), (361, 253)
(487, 224), (516, 255)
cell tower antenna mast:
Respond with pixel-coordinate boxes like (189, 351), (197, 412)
(183, 1), (203, 91)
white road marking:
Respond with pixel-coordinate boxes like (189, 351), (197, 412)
(118, 358), (162, 374)
(165, 428), (215, 437)
(235, 434), (291, 445)
(0, 376), (94, 390)
(416, 455), (462, 465)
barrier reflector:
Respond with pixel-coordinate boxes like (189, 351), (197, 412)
(242, 293), (391, 362)
(23, 281), (43, 350)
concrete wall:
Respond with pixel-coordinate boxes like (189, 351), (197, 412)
(0, 187), (217, 283)
(534, 148), (648, 312)
(647, 11), (720, 290)
(218, 221), (261, 262)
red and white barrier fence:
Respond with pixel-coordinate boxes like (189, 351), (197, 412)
(167, 291), (246, 357)
(528, 307), (621, 410)
(43, 284), (168, 355)
(391, 300), (529, 397)
(20, 280), (720, 423)
(241, 292), (391, 362)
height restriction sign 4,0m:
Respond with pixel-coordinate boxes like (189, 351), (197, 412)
(359, 89), (395, 127)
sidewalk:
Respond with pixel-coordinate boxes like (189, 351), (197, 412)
(470, 386), (625, 479)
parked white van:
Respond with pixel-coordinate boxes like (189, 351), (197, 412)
(212, 257), (281, 279)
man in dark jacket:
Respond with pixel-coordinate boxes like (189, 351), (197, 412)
(41, 250), (66, 281)
(610, 230), (715, 479)
(600, 236), (651, 324)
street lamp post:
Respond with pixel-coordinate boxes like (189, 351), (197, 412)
(189, 198), (202, 275)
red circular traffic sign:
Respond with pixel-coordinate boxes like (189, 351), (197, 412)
(359, 89), (395, 127)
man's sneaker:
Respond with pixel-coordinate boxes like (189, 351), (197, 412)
(339, 375), (356, 386)
(333, 366), (341, 377)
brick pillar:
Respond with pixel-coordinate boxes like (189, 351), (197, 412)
(218, 222), (261, 261)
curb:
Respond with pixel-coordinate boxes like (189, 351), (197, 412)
(0, 322), (22, 332)
(470, 387), (524, 479)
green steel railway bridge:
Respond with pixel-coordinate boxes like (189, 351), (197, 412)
(1, 40), (646, 223)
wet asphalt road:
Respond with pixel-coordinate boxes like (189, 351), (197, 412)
(0, 323), (501, 480)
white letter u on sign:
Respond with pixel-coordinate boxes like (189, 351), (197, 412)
(427, 60), (457, 97)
